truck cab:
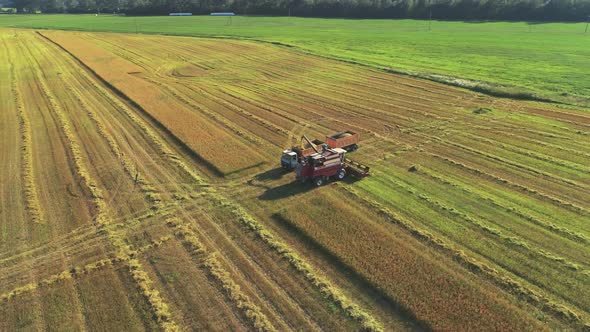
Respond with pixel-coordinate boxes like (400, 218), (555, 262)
(281, 150), (298, 170)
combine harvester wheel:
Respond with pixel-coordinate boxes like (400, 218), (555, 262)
(315, 177), (324, 187)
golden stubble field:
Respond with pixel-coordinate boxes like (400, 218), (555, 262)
(0, 29), (588, 331)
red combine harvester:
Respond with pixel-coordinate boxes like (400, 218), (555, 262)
(282, 134), (370, 186)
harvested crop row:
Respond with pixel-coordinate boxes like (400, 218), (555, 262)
(371, 165), (587, 271)
(0, 32), (27, 255)
(137, 202), (323, 330)
(167, 218), (276, 331)
(25, 38), (108, 228)
(191, 203), (362, 331)
(5, 43), (43, 224)
(0, 35), (122, 331)
(446, 135), (590, 189)
(337, 184), (587, 328)
(216, 196), (384, 332)
(417, 164), (589, 246)
(0, 259), (112, 302)
(274, 190), (546, 331)
(104, 226), (180, 332)
(23, 32), (183, 332)
(137, 236), (252, 330)
(481, 128), (590, 166)
(428, 150), (590, 217)
(0, 235), (170, 325)
(0, 233), (108, 289)
(355, 163), (589, 318)
(0, 225), (96, 266)
(60, 68), (162, 208)
(42, 31), (267, 177)
(461, 131), (590, 175)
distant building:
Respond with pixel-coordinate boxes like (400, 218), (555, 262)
(210, 12), (235, 16)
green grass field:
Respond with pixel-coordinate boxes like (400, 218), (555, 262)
(0, 15), (588, 106)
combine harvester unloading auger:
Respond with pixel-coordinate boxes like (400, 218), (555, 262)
(280, 131), (370, 186)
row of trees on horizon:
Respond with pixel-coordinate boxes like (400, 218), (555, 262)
(3, 0), (589, 21)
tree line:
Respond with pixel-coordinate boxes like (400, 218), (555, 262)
(4, 0), (590, 21)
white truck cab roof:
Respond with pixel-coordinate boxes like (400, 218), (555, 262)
(282, 150), (297, 156)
